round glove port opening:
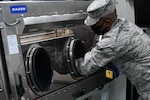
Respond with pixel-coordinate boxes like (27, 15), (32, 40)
(63, 38), (86, 80)
(25, 44), (53, 95)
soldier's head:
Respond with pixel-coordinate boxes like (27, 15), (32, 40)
(84, 0), (117, 35)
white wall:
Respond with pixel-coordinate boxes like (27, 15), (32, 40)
(115, 0), (135, 23)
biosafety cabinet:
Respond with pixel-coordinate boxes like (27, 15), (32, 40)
(0, 1), (118, 100)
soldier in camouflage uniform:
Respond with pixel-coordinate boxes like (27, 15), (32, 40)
(76, 0), (150, 100)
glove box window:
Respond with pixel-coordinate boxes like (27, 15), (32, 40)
(20, 26), (95, 99)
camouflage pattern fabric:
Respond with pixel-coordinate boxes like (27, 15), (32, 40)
(77, 18), (150, 100)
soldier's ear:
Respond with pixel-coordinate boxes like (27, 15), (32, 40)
(105, 19), (111, 27)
